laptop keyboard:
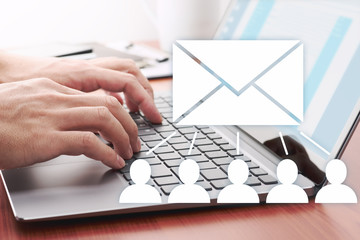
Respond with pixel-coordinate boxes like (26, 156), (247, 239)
(119, 96), (278, 196)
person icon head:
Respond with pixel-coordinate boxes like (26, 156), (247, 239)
(179, 159), (199, 184)
(325, 159), (347, 185)
(277, 159), (298, 185)
(315, 159), (357, 203)
(130, 159), (151, 185)
(119, 159), (161, 203)
(266, 159), (308, 203)
(168, 159), (210, 203)
(228, 159), (249, 185)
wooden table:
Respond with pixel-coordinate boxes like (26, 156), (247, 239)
(1, 77), (359, 240)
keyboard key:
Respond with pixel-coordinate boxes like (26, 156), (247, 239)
(205, 151), (228, 159)
(151, 165), (173, 178)
(212, 157), (233, 166)
(164, 159), (183, 168)
(146, 157), (162, 165)
(198, 161), (217, 170)
(152, 120), (170, 127)
(220, 144), (236, 151)
(172, 143), (192, 151)
(162, 112), (172, 118)
(119, 159), (136, 173)
(184, 132), (206, 140)
(154, 147), (174, 154)
(227, 150), (243, 157)
(134, 118), (147, 125)
(201, 169), (228, 181)
(187, 155), (210, 163)
(198, 144), (220, 152)
(138, 123), (150, 130)
(158, 107), (172, 113)
(245, 176), (261, 186)
(211, 179), (231, 190)
(133, 152), (155, 159)
(146, 141), (168, 148)
(193, 138), (213, 146)
(141, 134), (162, 142)
(161, 184), (178, 195)
(139, 144), (149, 153)
(138, 128), (156, 136)
(250, 168), (268, 176)
(160, 131), (180, 138)
(163, 96), (172, 101)
(258, 175), (278, 185)
(154, 176), (179, 186)
(168, 136), (188, 144)
(196, 181), (212, 191)
(201, 128), (215, 134)
(130, 112), (141, 119)
(155, 102), (170, 108)
(154, 125), (175, 132)
(213, 139), (229, 145)
(207, 133), (222, 140)
(235, 155), (252, 162)
(220, 165), (229, 173)
(154, 97), (164, 104)
(123, 172), (132, 181)
(247, 161), (259, 169)
(178, 127), (197, 135)
(178, 149), (202, 157)
(196, 125), (210, 129)
(173, 125), (193, 129)
(158, 152), (181, 160)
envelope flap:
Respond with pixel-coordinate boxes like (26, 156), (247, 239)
(177, 40), (300, 92)
(255, 44), (303, 121)
(172, 44), (222, 121)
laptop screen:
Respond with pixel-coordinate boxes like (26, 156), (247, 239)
(215, 0), (360, 183)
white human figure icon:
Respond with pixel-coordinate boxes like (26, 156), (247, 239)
(168, 159), (210, 203)
(119, 159), (161, 203)
(266, 159), (308, 203)
(315, 159), (357, 203)
(217, 159), (259, 203)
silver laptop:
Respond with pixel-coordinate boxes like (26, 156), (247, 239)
(1, 0), (359, 221)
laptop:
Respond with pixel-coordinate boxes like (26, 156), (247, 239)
(1, 0), (359, 221)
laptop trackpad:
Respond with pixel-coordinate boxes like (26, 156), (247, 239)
(1, 155), (128, 220)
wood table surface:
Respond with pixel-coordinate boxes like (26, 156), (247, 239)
(1, 77), (359, 240)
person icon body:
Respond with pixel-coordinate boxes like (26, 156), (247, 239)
(315, 159), (357, 203)
(217, 159), (259, 203)
(168, 159), (210, 203)
(266, 159), (308, 203)
(119, 159), (161, 203)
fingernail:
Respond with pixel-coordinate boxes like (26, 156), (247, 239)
(136, 137), (141, 152)
(117, 155), (125, 168)
(128, 145), (133, 158)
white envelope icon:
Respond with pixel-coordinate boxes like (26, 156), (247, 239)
(172, 40), (303, 125)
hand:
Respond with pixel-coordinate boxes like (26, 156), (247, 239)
(0, 52), (162, 123)
(0, 78), (141, 169)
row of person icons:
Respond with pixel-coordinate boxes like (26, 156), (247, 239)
(119, 158), (357, 204)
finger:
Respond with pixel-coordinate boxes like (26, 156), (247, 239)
(106, 91), (124, 105)
(90, 58), (155, 99)
(85, 67), (162, 123)
(59, 94), (140, 152)
(56, 107), (134, 159)
(56, 131), (125, 169)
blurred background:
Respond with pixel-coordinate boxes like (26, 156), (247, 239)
(0, 0), (231, 48)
